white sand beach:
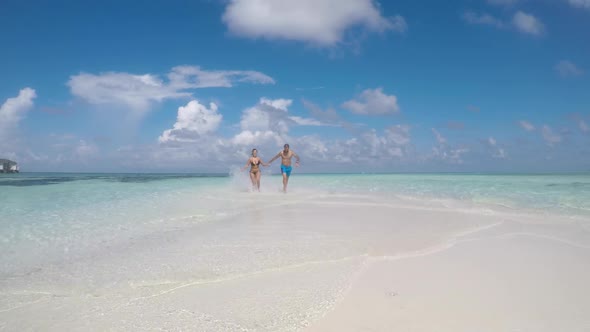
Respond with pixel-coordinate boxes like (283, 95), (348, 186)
(1, 178), (590, 331)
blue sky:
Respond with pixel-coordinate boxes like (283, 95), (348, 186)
(1, 0), (589, 173)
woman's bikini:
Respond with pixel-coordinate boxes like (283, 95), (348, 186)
(250, 158), (261, 174)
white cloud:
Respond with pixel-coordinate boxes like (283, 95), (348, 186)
(23, 134), (103, 170)
(239, 98), (293, 134)
(222, 0), (406, 46)
(259, 98), (292, 112)
(462, 11), (505, 28)
(237, 98), (327, 134)
(156, 98), (327, 164)
(579, 120), (589, 133)
(542, 125), (562, 146)
(289, 116), (324, 126)
(346, 126), (411, 160)
(486, 136), (507, 159)
(232, 130), (281, 147)
(75, 140), (99, 159)
(519, 120), (535, 132)
(342, 88), (400, 115)
(68, 72), (189, 111)
(568, 0), (590, 9)
(430, 128), (469, 164)
(295, 135), (330, 161)
(431, 128), (447, 144)
(302, 99), (344, 124)
(68, 66), (274, 112)
(512, 11), (544, 36)
(0, 87), (36, 135)
(495, 149), (507, 159)
(159, 100), (222, 143)
(302, 99), (362, 134)
(385, 125), (411, 146)
(464, 10), (544, 37)
(150, 96), (417, 171)
(431, 146), (469, 164)
(167, 65), (275, 89)
(555, 60), (584, 77)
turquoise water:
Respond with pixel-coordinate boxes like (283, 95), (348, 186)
(3, 172), (589, 219)
(1, 172), (589, 274)
(296, 173), (590, 216)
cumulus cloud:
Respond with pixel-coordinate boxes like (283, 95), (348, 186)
(432, 128), (447, 144)
(0, 87), (36, 135)
(238, 98), (329, 135)
(462, 11), (505, 28)
(289, 116), (324, 126)
(232, 130), (282, 147)
(568, 0), (590, 9)
(149, 96), (419, 172)
(159, 100), (223, 143)
(519, 120), (535, 132)
(68, 66), (274, 112)
(512, 11), (544, 36)
(156, 98), (330, 166)
(336, 125), (411, 161)
(464, 11), (544, 37)
(68, 72), (188, 111)
(302, 99), (342, 124)
(542, 125), (562, 146)
(431, 146), (469, 164)
(385, 125), (411, 146)
(167, 65), (275, 89)
(555, 60), (584, 77)
(579, 120), (589, 133)
(222, 0), (406, 46)
(0, 88), (37, 161)
(486, 136), (507, 159)
(302, 99), (362, 135)
(239, 98), (293, 134)
(342, 88), (400, 115)
(75, 140), (99, 159)
(22, 134), (103, 171)
(430, 128), (469, 164)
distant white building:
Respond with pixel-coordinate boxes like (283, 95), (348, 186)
(0, 159), (19, 173)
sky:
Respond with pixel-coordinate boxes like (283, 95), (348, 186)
(0, 0), (589, 173)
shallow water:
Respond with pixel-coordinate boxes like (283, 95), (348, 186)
(1, 172), (589, 331)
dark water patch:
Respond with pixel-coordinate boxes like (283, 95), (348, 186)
(0, 173), (229, 186)
(546, 182), (590, 188)
(0, 177), (89, 187)
(110, 174), (228, 183)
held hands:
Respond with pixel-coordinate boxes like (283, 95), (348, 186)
(295, 161), (300, 167)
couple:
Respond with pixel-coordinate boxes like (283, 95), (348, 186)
(242, 144), (300, 193)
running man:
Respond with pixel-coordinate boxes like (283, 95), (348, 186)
(266, 144), (300, 193)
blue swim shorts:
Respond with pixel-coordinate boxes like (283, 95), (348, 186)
(280, 164), (292, 177)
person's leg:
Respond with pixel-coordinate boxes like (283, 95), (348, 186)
(249, 171), (256, 191)
(282, 172), (288, 193)
(256, 171), (261, 191)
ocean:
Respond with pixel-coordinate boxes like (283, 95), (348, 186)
(1, 171), (589, 331)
